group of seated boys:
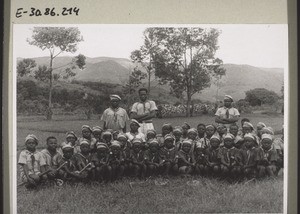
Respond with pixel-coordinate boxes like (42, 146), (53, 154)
(18, 118), (284, 188)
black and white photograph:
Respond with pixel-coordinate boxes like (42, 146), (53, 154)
(13, 24), (288, 213)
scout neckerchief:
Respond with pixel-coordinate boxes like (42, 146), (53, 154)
(226, 147), (235, 164)
(226, 108), (230, 118)
(110, 107), (119, 122)
(30, 154), (35, 170)
(262, 146), (273, 160)
(246, 147), (255, 165)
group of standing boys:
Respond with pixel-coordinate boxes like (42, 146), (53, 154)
(18, 92), (284, 188)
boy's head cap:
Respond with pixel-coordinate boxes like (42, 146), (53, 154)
(110, 94), (121, 101)
(162, 123), (172, 129)
(96, 142), (108, 149)
(182, 122), (191, 129)
(110, 141), (121, 148)
(25, 134), (38, 144)
(102, 130), (112, 136)
(244, 133), (255, 141)
(206, 124), (216, 130)
(92, 126), (103, 133)
(132, 138), (142, 145)
(173, 126), (183, 133)
(261, 133), (273, 141)
(81, 125), (92, 132)
(164, 134), (175, 141)
(80, 140), (90, 146)
(187, 128), (197, 134)
(224, 133), (235, 140)
(182, 139), (192, 145)
(242, 122), (254, 129)
(117, 133), (127, 140)
(62, 144), (74, 150)
(66, 131), (77, 140)
(256, 122), (266, 129)
(149, 139), (159, 146)
(224, 95), (233, 102)
(130, 119), (140, 127)
(262, 127), (274, 135)
(210, 134), (221, 141)
(146, 129), (157, 135)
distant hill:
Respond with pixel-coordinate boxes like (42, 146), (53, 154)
(17, 56), (284, 102)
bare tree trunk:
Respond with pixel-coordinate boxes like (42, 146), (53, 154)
(47, 55), (53, 120)
(148, 70), (151, 94)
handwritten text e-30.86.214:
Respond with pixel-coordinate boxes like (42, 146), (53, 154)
(16, 7), (80, 18)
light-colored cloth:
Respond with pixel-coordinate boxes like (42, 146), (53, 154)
(131, 100), (158, 121)
(126, 131), (146, 143)
(18, 150), (46, 181)
(215, 106), (240, 128)
(101, 107), (129, 132)
(138, 122), (155, 135)
(40, 149), (62, 168)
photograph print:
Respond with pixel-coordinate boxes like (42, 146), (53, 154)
(13, 24), (287, 213)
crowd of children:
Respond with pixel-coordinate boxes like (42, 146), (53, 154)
(18, 118), (284, 189)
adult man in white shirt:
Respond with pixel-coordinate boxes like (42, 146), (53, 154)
(215, 95), (240, 129)
(130, 88), (158, 134)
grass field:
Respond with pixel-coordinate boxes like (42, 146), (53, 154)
(16, 113), (284, 213)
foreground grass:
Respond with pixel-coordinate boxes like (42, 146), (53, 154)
(17, 176), (283, 213)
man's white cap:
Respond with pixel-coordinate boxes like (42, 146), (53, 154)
(224, 95), (233, 101)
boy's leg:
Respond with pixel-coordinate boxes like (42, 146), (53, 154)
(257, 165), (266, 178)
(266, 165), (277, 177)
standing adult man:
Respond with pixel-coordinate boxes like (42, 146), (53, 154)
(130, 88), (158, 135)
(101, 94), (129, 133)
(215, 95), (240, 129)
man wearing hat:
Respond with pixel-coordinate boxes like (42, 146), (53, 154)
(130, 88), (158, 135)
(101, 94), (129, 133)
(215, 95), (240, 129)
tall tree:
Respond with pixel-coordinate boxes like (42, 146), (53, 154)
(123, 68), (147, 110)
(149, 27), (224, 117)
(130, 28), (159, 93)
(27, 27), (84, 119)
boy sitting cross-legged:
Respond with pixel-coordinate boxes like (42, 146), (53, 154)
(144, 139), (161, 177)
(159, 134), (178, 177)
(40, 136), (62, 181)
(177, 139), (195, 176)
(204, 135), (221, 176)
(90, 142), (111, 182)
(128, 138), (146, 179)
(18, 134), (47, 188)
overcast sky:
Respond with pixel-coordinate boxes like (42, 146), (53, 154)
(13, 24), (287, 68)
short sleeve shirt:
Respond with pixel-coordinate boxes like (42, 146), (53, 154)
(101, 107), (129, 131)
(215, 106), (240, 121)
(131, 100), (158, 122)
(40, 149), (62, 168)
(18, 150), (46, 175)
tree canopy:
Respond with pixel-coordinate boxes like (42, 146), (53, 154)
(245, 88), (280, 106)
(27, 27), (85, 119)
(142, 27), (225, 116)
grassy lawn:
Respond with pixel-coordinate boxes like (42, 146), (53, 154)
(17, 176), (283, 213)
(16, 113), (284, 213)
